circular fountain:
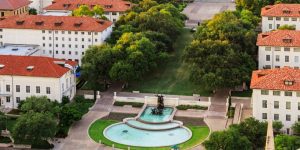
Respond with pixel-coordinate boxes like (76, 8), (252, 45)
(103, 95), (192, 147)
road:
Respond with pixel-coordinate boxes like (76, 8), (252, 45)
(182, 0), (236, 28)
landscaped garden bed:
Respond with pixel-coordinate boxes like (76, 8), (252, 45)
(113, 101), (144, 108)
(174, 117), (206, 126)
(176, 105), (208, 110)
(89, 119), (209, 150)
(102, 113), (137, 121)
(0, 136), (12, 143)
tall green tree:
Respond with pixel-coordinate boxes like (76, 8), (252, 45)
(275, 135), (300, 150)
(0, 112), (6, 130)
(273, 121), (284, 133)
(12, 112), (57, 145)
(203, 129), (252, 150)
(81, 44), (115, 91)
(20, 96), (60, 116)
(73, 5), (107, 19)
(292, 122), (300, 135)
(184, 40), (255, 90)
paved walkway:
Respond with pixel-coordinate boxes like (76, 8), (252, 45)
(182, 0), (235, 28)
(54, 86), (120, 150)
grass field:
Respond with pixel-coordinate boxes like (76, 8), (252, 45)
(125, 29), (211, 96)
(88, 119), (210, 150)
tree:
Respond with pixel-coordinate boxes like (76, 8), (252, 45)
(203, 129), (252, 150)
(73, 5), (107, 19)
(273, 121), (284, 133)
(29, 8), (37, 15)
(12, 112), (56, 145)
(0, 112), (6, 130)
(184, 40), (255, 90)
(292, 121), (300, 135)
(275, 135), (300, 150)
(278, 24), (296, 30)
(59, 104), (82, 126)
(20, 96), (60, 116)
(81, 44), (115, 92)
(230, 117), (267, 148)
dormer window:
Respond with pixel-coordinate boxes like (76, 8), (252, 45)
(16, 20), (24, 25)
(96, 20), (105, 25)
(63, 4), (71, 8)
(284, 80), (294, 86)
(283, 38), (292, 43)
(283, 10), (290, 14)
(54, 21), (63, 26)
(104, 5), (112, 8)
(0, 64), (5, 69)
(35, 21), (44, 25)
(74, 22), (82, 27)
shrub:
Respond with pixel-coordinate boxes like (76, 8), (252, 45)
(113, 101), (144, 108)
(61, 96), (70, 105)
(176, 105), (208, 110)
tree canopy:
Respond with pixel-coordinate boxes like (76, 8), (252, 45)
(20, 96), (60, 116)
(184, 10), (257, 90)
(275, 135), (300, 150)
(12, 112), (56, 145)
(73, 5), (107, 20)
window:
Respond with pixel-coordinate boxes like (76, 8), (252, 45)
(82, 52), (85, 55)
(6, 97), (10, 103)
(6, 85), (10, 92)
(49, 31), (52, 34)
(298, 115), (300, 122)
(286, 101), (291, 109)
(49, 44), (52, 47)
(295, 48), (300, 52)
(95, 39), (98, 42)
(112, 12), (117, 15)
(68, 31), (71, 34)
(298, 92), (300, 97)
(56, 44), (58, 48)
(266, 55), (270, 61)
(295, 56), (299, 63)
(81, 32), (84, 35)
(75, 31), (78, 34)
(292, 18), (297, 21)
(82, 38), (84, 42)
(62, 44), (65, 48)
(262, 100), (267, 108)
(69, 44), (71, 48)
(46, 87), (50, 94)
(262, 113), (267, 119)
(49, 37), (51, 40)
(265, 47), (271, 51)
(15, 85), (20, 92)
(284, 47), (290, 51)
(275, 55), (280, 62)
(69, 38), (71, 41)
(261, 90), (269, 95)
(55, 37), (58, 41)
(298, 102), (300, 110)
(43, 43), (45, 47)
(285, 91), (292, 96)
(26, 86), (30, 93)
(49, 50), (52, 54)
(75, 45), (78, 48)
(275, 47), (281, 51)
(42, 30), (45, 33)
(16, 97), (20, 103)
(285, 56), (289, 62)
(273, 91), (280, 96)
(62, 51), (65, 54)
(284, 17), (289, 21)
(268, 17), (273, 20)
(277, 24), (280, 29)
(42, 36), (45, 40)
(82, 45), (84, 48)
(269, 24), (272, 29)
(62, 37), (65, 41)
(94, 32), (98, 35)
(69, 51), (71, 55)
(36, 86), (40, 93)
(286, 114), (291, 121)
(56, 51), (58, 54)
(274, 101), (279, 109)
(75, 38), (78, 41)
(274, 114), (279, 120)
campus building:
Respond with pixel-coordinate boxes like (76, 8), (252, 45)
(251, 67), (300, 134)
(0, 55), (77, 109)
(257, 30), (300, 69)
(44, 0), (132, 22)
(0, 15), (113, 64)
(0, 0), (31, 17)
(262, 4), (300, 32)
(29, 0), (54, 14)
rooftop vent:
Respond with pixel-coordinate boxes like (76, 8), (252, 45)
(265, 6), (272, 10)
(54, 61), (66, 66)
(283, 9), (291, 14)
(16, 20), (25, 25)
(63, 3), (71, 8)
(35, 21), (44, 25)
(125, 3), (131, 7)
(0, 64), (5, 69)
(54, 21), (63, 26)
(74, 22), (82, 27)
(262, 33), (269, 38)
(26, 66), (34, 71)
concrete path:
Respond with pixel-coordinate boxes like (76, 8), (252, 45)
(54, 86), (120, 150)
(182, 0), (235, 28)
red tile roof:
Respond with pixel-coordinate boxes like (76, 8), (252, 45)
(261, 4), (300, 17)
(0, 0), (31, 10)
(44, 0), (132, 12)
(257, 30), (300, 47)
(0, 15), (112, 32)
(250, 67), (300, 91)
(0, 55), (77, 78)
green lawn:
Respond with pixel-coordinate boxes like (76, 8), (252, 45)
(125, 29), (211, 96)
(88, 119), (210, 150)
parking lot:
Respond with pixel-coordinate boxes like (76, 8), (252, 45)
(182, 0), (236, 28)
